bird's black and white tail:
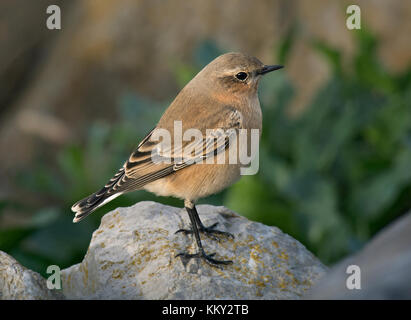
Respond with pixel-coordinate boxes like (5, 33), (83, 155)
(71, 167), (126, 223)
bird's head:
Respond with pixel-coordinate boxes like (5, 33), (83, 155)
(193, 52), (283, 98)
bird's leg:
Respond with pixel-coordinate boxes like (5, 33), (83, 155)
(175, 203), (234, 240)
(175, 204), (232, 266)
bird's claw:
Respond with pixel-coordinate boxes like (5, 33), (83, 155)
(201, 222), (235, 239)
(175, 250), (232, 266)
(175, 222), (234, 241)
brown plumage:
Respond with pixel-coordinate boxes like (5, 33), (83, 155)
(71, 52), (283, 266)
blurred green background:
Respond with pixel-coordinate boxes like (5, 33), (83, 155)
(0, 1), (410, 278)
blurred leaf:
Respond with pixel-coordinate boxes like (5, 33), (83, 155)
(353, 29), (397, 93)
(350, 147), (411, 218)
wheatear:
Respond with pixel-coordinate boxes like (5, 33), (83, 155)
(72, 52), (283, 266)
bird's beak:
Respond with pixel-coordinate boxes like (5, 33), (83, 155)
(257, 65), (284, 75)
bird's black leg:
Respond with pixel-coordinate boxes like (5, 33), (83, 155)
(175, 205), (234, 240)
(175, 205), (232, 266)
(192, 206), (234, 239)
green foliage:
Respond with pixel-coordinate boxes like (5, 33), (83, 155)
(1, 95), (170, 277)
(1, 29), (411, 276)
(225, 29), (411, 263)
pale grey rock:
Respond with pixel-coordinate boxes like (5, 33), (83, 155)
(61, 201), (326, 299)
(0, 251), (63, 300)
(305, 211), (411, 300)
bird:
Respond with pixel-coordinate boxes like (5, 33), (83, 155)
(71, 52), (283, 266)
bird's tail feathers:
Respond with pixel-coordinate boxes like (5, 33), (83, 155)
(71, 167), (126, 223)
(71, 192), (123, 223)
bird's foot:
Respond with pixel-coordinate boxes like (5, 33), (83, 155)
(175, 222), (234, 241)
(175, 250), (233, 267)
(200, 222), (235, 240)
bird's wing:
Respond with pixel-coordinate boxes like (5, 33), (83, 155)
(72, 106), (242, 222)
(122, 106), (243, 189)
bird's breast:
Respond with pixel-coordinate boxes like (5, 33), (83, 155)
(241, 94), (262, 131)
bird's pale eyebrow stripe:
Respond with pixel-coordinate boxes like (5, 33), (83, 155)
(219, 67), (246, 75)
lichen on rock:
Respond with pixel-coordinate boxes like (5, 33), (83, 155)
(61, 201), (327, 299)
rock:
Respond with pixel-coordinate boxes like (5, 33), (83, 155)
(0, 251), (64, 300)
(305, 211), (411, 299)
(61, 201), (326, 299)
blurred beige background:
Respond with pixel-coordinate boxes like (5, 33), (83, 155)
(0, 0), (410, 199)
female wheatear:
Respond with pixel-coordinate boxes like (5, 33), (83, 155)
(72, 52), (283, 266)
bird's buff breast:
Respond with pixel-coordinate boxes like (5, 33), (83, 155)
(144, 162), (241, 201)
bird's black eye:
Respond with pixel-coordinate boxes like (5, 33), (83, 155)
(235, 72), (248, 81)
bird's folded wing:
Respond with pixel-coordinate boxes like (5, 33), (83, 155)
(115, 106), (243, 192)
